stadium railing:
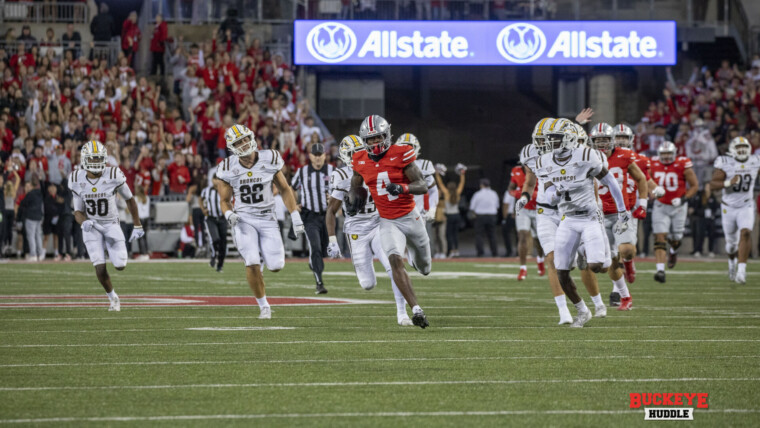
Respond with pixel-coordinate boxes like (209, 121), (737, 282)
(0, 1), (89, 24)
(144, 0), (305, 24)
(0, 39), (122, 66)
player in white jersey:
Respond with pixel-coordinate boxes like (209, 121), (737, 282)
(397, 133), (439, 223)
(710, 137), (760, 284)
(534, 121), (630, 327)
(326, 135), (413, 326)
(216, 124), (303, 319)
(69, 140), (144, 311)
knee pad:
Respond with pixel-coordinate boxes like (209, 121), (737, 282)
(654, 241), (667, 252)
(725, 242), (738, 255)
(267, 259), (285, 272)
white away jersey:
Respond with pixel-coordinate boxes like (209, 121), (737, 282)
(414, 158), (436, 212)
(329, 166), (379, 234)
(68, 167), (130, 222)
(519, 144), (552, 205)
(535, 147), (606, 215)
(714, 154), (760, 208)
(216, 150), (283, 217)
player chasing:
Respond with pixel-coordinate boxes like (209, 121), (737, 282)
(396, 133), (440, 244)
(509, 159), (545, 281)
(216, 124), (304, 320)
(649, 142), (698, 283)
(710, 137), (759, 284)
(349, 115), (432, 328)
(69, 140), (144, 312)
(589, 123), (648, 311)
(325, 135), (413, 326)
(534, 120), (631, 328)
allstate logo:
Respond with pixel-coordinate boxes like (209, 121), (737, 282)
(306, 22), (357, 63)
(496, 23), (546, 63)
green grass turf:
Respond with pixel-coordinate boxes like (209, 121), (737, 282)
(0, 258), (758, 427)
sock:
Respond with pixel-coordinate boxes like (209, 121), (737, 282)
(520, 265), (527, 271)
(537, 256), (544, 264)
(656, 263), (665, 272)
(738, 263), (747, 274)
(554, 294), (567, 311)
(412, 305), (422, 315)
(573, 300), (589, 314)
(590, 294), (604, 308)
(389, 276), (408, 315)
(106, 291), (118, 300)
(729, 258), (737, 269)
(613, 277), (630, 298)
(256, 296), (270, 308)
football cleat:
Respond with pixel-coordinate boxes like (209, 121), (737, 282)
(570, 310), (592, 328)
(728, 263), (737, 281)
(398, 315), (413, 326)
(108, 296), (120, 312)
(595, 304), (607, 318)
(618, 296), (633, 311)
(654, 271), (666, 283)
(412, 310), (429, 329)
(609, 291), (621, 307)
(517, 267), (527, 281)
(258, 306), (272, 320)
(623, 259), (636, 283)
(209, 257), (216, 269)
(735, 271), (746, 285)
(558, 311), (573, 325)
(315, 284), (328, 294)
(216, 267), (223, 273)
(667, 250), (678, 269)
(537, 261), (546, 277)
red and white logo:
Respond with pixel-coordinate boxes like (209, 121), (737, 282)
(630, 393), (708, 420)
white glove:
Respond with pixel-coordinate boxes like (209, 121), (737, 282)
(652, 186), (666, 198)
(81, 219), (95, 233)
(515, 195), (529, 212)
(615, 211), (631, 234)
(326, 236), (341, 258)
(435, 163), (447, 175)
(291, 211), (305, 236)
(671, 197), (682, 207)
(129, 225), (145, 242)
(455, 163), (467, 175)
(225, 210), (240, 227)
(423, 210), (436, 222)
(637, 198), (648, 211)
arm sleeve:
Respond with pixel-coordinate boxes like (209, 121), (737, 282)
(599, 171), (627, 212)
(427, 184), (439, 213)
(117, 184), (133, 200)
(73, 193), (84, 212)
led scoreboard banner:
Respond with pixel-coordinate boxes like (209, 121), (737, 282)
(294, 20), (676, 66)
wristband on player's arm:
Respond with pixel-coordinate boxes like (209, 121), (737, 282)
(723, 179), (733, 188)
(399, 184), (409, 194)
(290, 210), (302, 224)
(521, 192), (531, 201)
(329, 235), (338, 244)
(224, 210), (234, 220)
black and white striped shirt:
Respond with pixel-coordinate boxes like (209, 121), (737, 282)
(291, 163), (334, 213)
(201, 185), (222, 218)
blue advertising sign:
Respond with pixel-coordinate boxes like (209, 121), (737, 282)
(294, 20), (676, 66)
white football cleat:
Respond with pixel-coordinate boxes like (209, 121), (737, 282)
(735, 271), (746, 285)
(258, 306), (272, 319)
(595, 304), (607, 319)
(570, 310), (592, 328)
(728, 263), (737, 281)
(558, 310), (573, 325)
(108, 297), (120, 312)
(398, 315), (413, 326)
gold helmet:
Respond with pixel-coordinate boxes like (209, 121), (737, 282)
(80, 140), (107, 174)
(396, 133), (421, 156)
(225, 124), (256, 157)
(728, 136), (751, 162)
(532, 117), (555, 154)
(339, 135), (364, 166)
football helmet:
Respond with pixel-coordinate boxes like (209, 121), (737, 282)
(396, 133), (420, 156)
(546, 118), (576, 152)
(728, 136), (751, 162)
(589, 122), (615, 153)
(225, 124), (256, 157)
(657, 141), (677, 164)
(575, 124), (588, 147)
(613, 123), (634, 148)
(532, 117), (555, 154)
(359, 115), (392, 156)
(80, 140), (107, 174)
(339, 135), (364, 166)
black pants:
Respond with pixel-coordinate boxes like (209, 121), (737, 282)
(2, 209), (14, 247)
(475, 214), (498, 257)
(151, 51), (165, 75)
(121, 222), (134, 256)
(446, 213), (461, 253)
(502, 215), (515, 257)
(205, 216), (228, 269)
(192, 208), (204, 247)
(137, 218), (150, 255)
(303, 210), (328, 285)
(73, 221), (86, 258)
(57, 214), (74, 256)
(641, 214), (653, 255)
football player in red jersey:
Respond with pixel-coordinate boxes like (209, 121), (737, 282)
(592, 123), (648, 311)
(508, 164), (545, 280)
(649, 142), (699, 283)
(350, 115), (431, 328)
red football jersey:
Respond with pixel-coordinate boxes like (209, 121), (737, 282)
(650, 156), (693, 205)
(635, 153), (651, 180)
(599, 148), (637, 214)
(510, 166), (537, 210)
(353, 144), (417, 219)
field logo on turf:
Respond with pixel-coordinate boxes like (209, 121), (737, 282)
(630, 392), (708, 420)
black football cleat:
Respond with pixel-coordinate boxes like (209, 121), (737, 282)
(412, 311), (429, 329)
(315, 284), (328, 295)
(654, 270), (666, 283)
(209, 257), (216, 269)
(609, 292), (621, 307)
(667, 251), (677, 269)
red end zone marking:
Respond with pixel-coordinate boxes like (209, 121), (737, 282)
(0, 295), (380, 308)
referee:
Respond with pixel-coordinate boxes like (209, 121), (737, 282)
(291, 143), (334, 294)
(201, 175), (226, 273)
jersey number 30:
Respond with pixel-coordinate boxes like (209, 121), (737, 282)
(85, 199), (108, 216)
(240, 184), (264, 204)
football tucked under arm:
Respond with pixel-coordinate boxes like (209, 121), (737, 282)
(345, 186), (368, 217)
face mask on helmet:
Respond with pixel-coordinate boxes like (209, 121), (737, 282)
(533, 136), (550, 154)
(614, 136), (631, 148)
(83, 154), (106, 173)
(546, 132), (566, 151)
(231, 135), (255, 156)
(659, 150), (676, 164)
(733, 143), (751, 161)
(591, 136), (613, 152)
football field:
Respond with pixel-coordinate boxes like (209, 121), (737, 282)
(0, 258), (759, 426)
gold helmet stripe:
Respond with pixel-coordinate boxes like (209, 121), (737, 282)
(535, 118), (549, 136)
(232, 125), (241, 138)
(548, 118), (561, 132)
(350, 135), (359, 146)
(91, 141), (98, 153)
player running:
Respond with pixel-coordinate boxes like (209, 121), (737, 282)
(216, 124), (303, 320)
(649, 141), (698, 283)
(349, 115), (431, 329)
(590, 123), (648, 311)
(326, 135), (413, 326)
(534, 121), (630, 328)
(509, 160), (545, 281)
(396, 133), (439, 228)
(710, 137), (760, 284)
(69, 140), (144, 311)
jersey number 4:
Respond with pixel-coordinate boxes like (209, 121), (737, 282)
(240, 184), (264, 204)
(376, 171), (397, 201)
(85, 199), (108, 216)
